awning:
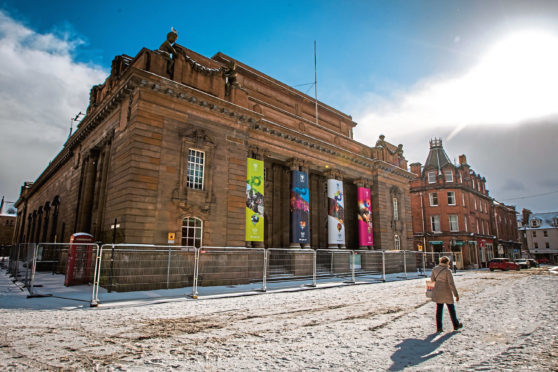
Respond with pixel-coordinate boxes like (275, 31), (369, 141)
(429, 241), (443, 245)
(455, 241), (465, 246)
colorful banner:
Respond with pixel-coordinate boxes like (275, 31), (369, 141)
(327, 179), (345, 245)
(357, 187), (373, 246)
(246, 158), (264, 241)
(290, 170), (310, 244)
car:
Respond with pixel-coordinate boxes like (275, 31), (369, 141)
(526, 259), (540, 268)
(537, 258), (550, 264)
(514, 259), (529, 269)
(489, 258), (520, 271)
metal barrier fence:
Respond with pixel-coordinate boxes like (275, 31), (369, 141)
(5, 245), (459, 307)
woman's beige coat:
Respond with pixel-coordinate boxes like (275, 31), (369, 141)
(431, 262), (459, 304)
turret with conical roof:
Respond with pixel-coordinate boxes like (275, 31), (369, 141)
(423, 138), (452, 176)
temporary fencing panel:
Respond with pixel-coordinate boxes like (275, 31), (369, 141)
(194, 247), (266, 297)
(266, 248), (316, 290)
(354, 250), (385, 283)
(315, 249), (354, 284)
(27, 243), (99, 303)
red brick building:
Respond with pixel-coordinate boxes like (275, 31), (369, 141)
(409, 139), (519, 268)
(13, 30), (414, 250)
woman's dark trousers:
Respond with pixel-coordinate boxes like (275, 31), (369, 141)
(436, 303), (459, 330)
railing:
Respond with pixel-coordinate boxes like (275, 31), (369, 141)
(8, 244), (459, 307)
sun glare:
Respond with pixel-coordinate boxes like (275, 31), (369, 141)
(469, 30), (558, 123)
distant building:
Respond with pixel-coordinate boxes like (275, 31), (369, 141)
(13, 31), (413, 250)
(0, 197), (17, 244)
(409, 139), (521, 269)
(519, 211), (558, 264)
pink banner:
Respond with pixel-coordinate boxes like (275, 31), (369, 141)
(357, 187), (373, 247)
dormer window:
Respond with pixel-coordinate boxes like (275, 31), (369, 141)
(428, 171), (436, 184)
(553, 217), (558, 227)
(531, 219), (541, 228)
(444, 170), (453, 183)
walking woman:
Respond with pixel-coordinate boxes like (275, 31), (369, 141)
(431, 256), (463, 332)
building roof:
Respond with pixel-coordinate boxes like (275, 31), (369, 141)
(423, 138), (452, 173)
(526, 212), (558, 229)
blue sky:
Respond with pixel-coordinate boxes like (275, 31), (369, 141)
(1, 0), (558, 213)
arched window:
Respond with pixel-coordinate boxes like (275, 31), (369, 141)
(181, 217), (203, 248)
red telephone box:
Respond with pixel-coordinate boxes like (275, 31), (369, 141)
(65, 233), (94, 286)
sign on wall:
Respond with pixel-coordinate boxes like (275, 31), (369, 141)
(327, 179), (345, 245)
(290, 170), (310, 244)
(357, 187), (373, 247)
(246, 158), (264, 241)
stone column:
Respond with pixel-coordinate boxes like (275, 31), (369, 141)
(355, 178), (373, 250)
(288, 159), (310, 249)
(325, 169), (345, 249)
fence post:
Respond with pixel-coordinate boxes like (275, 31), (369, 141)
(262, 249), (267, 292)
(351, 251), (356, 283)
(312, 249), (317, 287)
(192, 247), (199, 299)
(91, 244), (101, 307)
(403, 250), (408, 279)
(422, 252), (426, 276)
(382, 251), (386, 282)
(28, 243), (39, 296)
(108, 243), (115, 293)
(166, 246), (172, 289)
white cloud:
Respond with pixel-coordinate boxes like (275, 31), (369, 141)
(354, 30), (558, 143)
(0, 11), (107, 201)
(353, 30), (558, 212)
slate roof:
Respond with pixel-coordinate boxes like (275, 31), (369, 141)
(526, 212), (558, 229)
(423, 138), (452, 173)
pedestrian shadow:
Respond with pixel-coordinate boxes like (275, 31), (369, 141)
(388, 332), (456, 371)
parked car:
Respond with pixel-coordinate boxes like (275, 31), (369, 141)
(537, 258), (550, 264)
(514, 259), (529, 269)
(526, 259), (540, 268)
(489, 258), (520, 271)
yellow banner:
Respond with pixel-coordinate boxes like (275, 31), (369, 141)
(246, 158), (264, 241)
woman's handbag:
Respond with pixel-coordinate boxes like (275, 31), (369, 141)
(426, 267), (447, 298)
(425, 279), (435, 298)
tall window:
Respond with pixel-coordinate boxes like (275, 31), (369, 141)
(444, 170), (453, 182)
(447, 191), (456, 206)
(393, 198), (399, 221)
(534, 242), (538, 249)
(464, 216), (468, 232)
(546, 242), (550, 249)
(532, 231), (537, 237)
(394, 234), (401, 250)
(449, 215), (459, 232)
(429, 192), (438, 206)
(181, 217), (203, 248)
(544, 230), (548, 237)
(428, 171), (436, 184)
(431, 215), (441, 232)
(186, 149), (205, 190)
(462, 192), (465, 206)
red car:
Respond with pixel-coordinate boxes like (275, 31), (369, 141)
(489, 258), (520, 271)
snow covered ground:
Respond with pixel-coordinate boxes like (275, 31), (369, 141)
(0, 266), (557, 371)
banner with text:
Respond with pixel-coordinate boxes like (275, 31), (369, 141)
(327, 179), (345, 245)
(246, 158), (264, 241)
(357, 187), (373, 247)
(290, 170), (310, 244)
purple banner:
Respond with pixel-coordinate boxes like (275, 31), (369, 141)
(290, 170), (310, 244)
(357, 187), (373, 246)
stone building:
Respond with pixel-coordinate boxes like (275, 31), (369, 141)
(519, 211), (558, 264)
(409, 139), (520, 268)
(0, 197), (17, 245)
(13, 30), (413, 250)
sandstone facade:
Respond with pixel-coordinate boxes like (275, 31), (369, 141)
(14, 35), (413, 250)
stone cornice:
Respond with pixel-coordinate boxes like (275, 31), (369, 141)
(252, 119), (414, 180)
(410, 184), (493, 200)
